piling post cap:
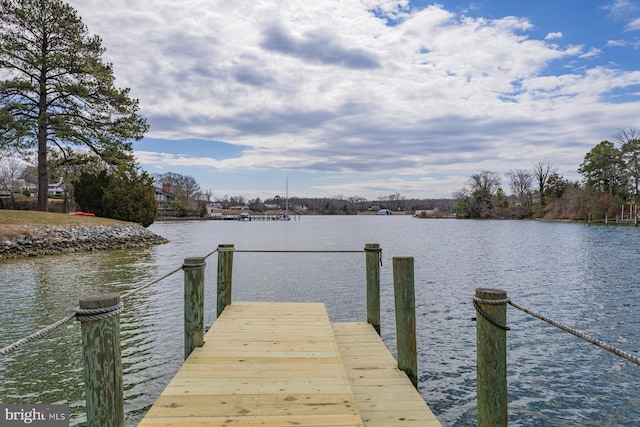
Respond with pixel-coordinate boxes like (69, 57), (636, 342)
(183, 257), (206, 269)
(392, 256), (414, 262)
(79, 293), (120, 309)
(365, 243), (380, 249)
(217, 244), (235, 251)
(475, 288), (507, 300)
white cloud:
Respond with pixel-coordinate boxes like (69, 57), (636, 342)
(580, 47), (602, 58)
(603, 0), (637, 17)
(545, 32), (563, 40)
(607, 39), (627, 47)
(625, 17), (640, 31)
(65, 0), (640, 198)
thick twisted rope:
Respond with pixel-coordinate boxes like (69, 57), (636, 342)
(507, 299), (640, 366)
(0, 313), (77, 356)
(75, 302), (124, 322)
(473, 296), (640, 366)
(1, 259), (190, 356)
(120, 266), (183, 300)
(472, 297), (510, 330)
(234, 249), (364, 253)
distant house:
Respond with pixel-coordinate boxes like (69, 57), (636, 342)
(207, 201), (223, 217)
(48, 181), (65, 196)
(229, 205), (249, 210)
(264, 203), (281, 210)
(377, 209), (392, 215)
(367, 205), (381, 212)
(155, 184), (175, 206)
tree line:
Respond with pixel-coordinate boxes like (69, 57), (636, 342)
(455, 127), (640, 220)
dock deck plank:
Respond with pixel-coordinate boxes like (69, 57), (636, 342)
(138, 302), (441, 427)
(138, 302), (364, 426)
(333, 322), (442, 427)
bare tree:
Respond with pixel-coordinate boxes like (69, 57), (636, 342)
(463, 170), (502, 217)
(0, 156), (24, 206)
(155, 172), (202, 208)
(532, 161), (555, 206)
(507, 169), (533, 206)
(468, 170), (501, 195)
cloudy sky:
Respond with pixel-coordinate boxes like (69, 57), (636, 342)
(67, 0), (640, 200)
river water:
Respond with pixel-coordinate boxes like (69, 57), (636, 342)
(1, 216), (639, 426)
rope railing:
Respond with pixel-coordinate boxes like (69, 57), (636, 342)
(234, 249), (364, 253)
(235, 248), (383, 265)
(1, 243), (388, 427)
(0, 253), (195, 356)
(0, 313), (77, 356)
(473, 296), (640, 366)
(0, 247), (371, 356)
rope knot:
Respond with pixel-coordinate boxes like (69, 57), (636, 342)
(75, 302), (124, 322)
(472, 296), (510, 331)
(182, 262), (206, 271)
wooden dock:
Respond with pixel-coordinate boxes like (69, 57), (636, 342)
(138, 302), (441, 426)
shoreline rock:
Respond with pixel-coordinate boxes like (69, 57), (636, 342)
(0, 223), (168, 259)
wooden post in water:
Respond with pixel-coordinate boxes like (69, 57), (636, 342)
(365, 243), (381, 335)
(183, 257), (206, 359)
(78, 293), (124, 427)
(475, 288), (508, 427)
(393, 256), (417, 388)
(217, 244), (235, 316)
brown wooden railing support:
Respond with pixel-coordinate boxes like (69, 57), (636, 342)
(183, 257), (206, 359)
(365, 243), (381, 335)
(475, 288), (508, 427)
(217, 244), (235, 316)
(393, 256), (417, 388)
(77, 293), (124, 427)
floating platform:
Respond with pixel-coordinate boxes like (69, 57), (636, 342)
(138, 302), (441, 426)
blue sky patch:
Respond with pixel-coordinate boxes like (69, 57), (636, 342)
(135, 138), (247, 160)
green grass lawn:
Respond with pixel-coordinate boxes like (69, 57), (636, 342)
(0, 209), (124, 241)
(0, 209), (122, 226)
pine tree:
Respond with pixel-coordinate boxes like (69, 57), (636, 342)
(0, 0), (148, 210)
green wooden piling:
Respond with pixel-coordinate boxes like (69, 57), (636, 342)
(217, 244), (235, 317)
(393, 256), (417, 388)
(365, 243), (381, 335)
(475, 288), (508, 427)
(183, 257), (206, 359)
(78, 293), (124, 427)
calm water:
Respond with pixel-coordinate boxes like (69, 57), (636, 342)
(1, 216), (639, 426)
